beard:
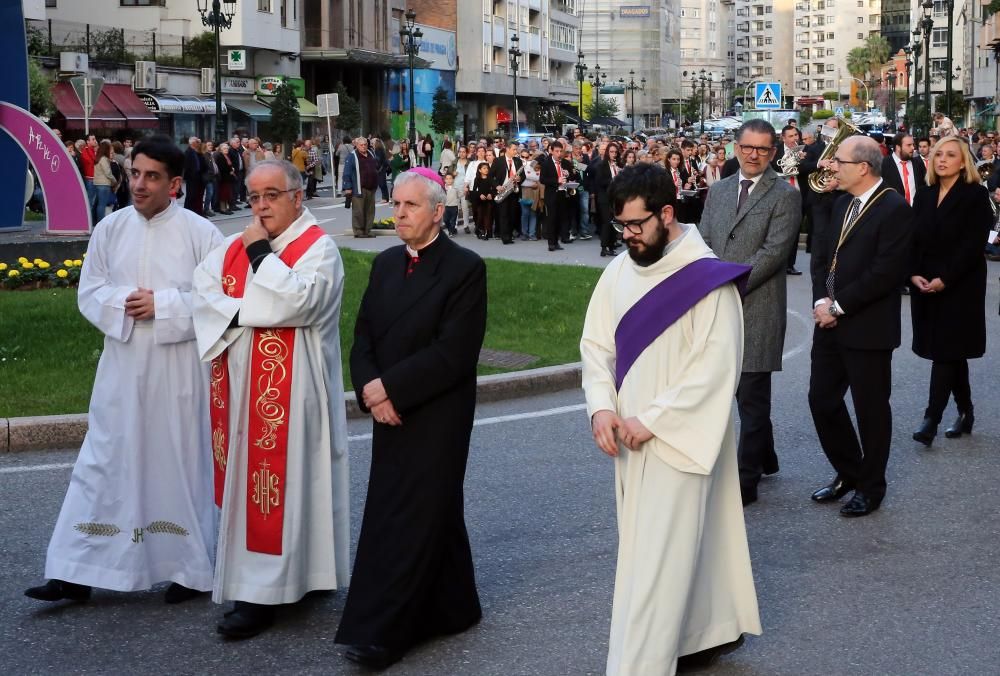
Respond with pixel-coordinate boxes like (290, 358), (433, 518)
(627, 223), (670, 266)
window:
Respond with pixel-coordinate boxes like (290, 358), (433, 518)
(765, 20), (773, 28)
(857, 32), (863, 39)
(932, 0), (946, 15)
(827, 47), (835, 55)
(931, 58), (947, 74)
(827, 63), (836, 72)
(45, 0), (56, 6)
(765, 5), (772, 12)
(931, 27), (946, 47)
(765, 36), (773, 44)
(550, 20), (576, 51)
(120, 0), (165, 5)
(857, 16), (863, 22)
(857, 0), (862, 6)
(258, 0), (271, 11)
(765, 67), (773, 74)
(827, 32), (834, 39)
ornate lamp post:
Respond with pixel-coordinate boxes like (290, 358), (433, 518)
(944, 0), (954, 117)
(197, 0), (236, 141)
(619, 70), (646, 134)
(697, 69), (710, 134)
(508, 33), (522, 136)
(399, 9), (422, 146)
(588, 65), (607, 122)
(911, 34), (922, 111)
(887, 71), (897, 130)
(920, 0), (934, 115)
(575, 51), (587, 129)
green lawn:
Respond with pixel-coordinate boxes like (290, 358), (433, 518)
(0, 250), (600, 418)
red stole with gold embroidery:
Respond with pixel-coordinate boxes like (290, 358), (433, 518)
(209, 224), (324, 555)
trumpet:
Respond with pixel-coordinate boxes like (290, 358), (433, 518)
(808, 117), (861, 193)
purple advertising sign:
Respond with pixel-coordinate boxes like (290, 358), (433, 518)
(0, 101), (92, 235)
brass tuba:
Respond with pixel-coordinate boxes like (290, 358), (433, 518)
(808, 116), (862, 193)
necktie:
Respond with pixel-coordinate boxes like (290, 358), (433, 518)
(406, 252), (420, 278)
(900, 161), (911, 204)
(826, 197), (862, 299)
(737, 179), (753, 212)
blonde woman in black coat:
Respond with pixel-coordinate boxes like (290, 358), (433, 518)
(910, 136), (992, 445)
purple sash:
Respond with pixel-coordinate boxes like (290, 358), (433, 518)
(614, 258), (751, 391)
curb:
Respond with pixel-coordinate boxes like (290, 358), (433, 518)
(0, 362), (582, 454)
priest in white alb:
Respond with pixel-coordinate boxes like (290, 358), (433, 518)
(580, 163), (762, 675)
(26, 136), (222, 606)
(192, 159), (350, 639)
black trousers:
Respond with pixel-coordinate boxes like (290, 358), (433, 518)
(808, 329), (893, 500)
(596, 198), (615, 248)
(736, 371), (777, 490)
(495, 195), (518, 243)
(925, 359), (972, 422)
(545, 191), (569, 246)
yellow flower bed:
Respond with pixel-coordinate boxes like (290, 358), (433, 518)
(1, 255), (84, 290)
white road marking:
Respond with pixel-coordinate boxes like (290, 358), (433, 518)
(0, 403), (589, 474)
(782, 309), (813, 362)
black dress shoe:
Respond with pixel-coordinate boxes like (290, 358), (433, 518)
(912, 417), (937, 446)
(217, 601), (275, 639)
(944, 409), (974, 438)
(811, 477), (853, 502)
(549, 244), (564, 251)
(344, 644), (406, 670)
(164, 582), (205, 604)
(840, 491), (882, 518)
(600, 247), (612, 257)
(677, 634), (745, 672)
(741, 485), (758, 507)
(786, 266), (802, 275)
(24, 579), (91, 602)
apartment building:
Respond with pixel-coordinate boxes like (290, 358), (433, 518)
(963, 0), (996, 126)
(454, 0), (580, 137)
(579, 0), (680, 127)
(680, 0), (735, 116)
(733, 0), (794, 104)
(792, 0), (877, 101)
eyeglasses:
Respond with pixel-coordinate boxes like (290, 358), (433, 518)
(247, 189), (297, 205)
(737, 144), (774, 156)
(828, 157), (870, 167)
(611, 212), (658, 235)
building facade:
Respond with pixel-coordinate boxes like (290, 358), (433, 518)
(680, 0), (736, 117)
(579, 1), (679, 128)
(792, 0), (878, 102)
(909, 0), (965, 120)
(454, 0), (580, 138)
(734, 0), (795, 105)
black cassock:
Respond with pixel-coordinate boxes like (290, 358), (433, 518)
(335, 234), (487, 651)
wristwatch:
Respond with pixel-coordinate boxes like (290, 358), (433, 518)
(827, 303), (842, 318)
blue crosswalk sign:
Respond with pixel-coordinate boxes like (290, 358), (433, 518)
(754, 83), (781, 109)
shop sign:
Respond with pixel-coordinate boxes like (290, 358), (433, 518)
(255, 76), (306, 98)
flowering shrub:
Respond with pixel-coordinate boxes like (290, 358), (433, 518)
(1, 255), (84, 290)
(374, 217), (396, 228)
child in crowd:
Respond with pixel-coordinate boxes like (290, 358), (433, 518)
(443, 172), (460, 237)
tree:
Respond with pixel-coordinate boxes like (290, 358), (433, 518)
(799, 108), (813, 127)
(91, 28), (127, 63)
(184, 32), (219, 69)
(935, 93), (968, 120)
(822, 91), (840, 102)
(333, 82), (361, 136)
(864, 35), (891, 77)
(681, 94), (700, 124)
(585, 94), (620, 120)
(429, 86), (459, 138)
(846, 47), (868, 80)
(269, 82), (300, 159)
(28, 58), (53, 118)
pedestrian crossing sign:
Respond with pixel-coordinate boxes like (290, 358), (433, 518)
(754, 83), (782, 110)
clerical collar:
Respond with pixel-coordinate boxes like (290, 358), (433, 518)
(406, 231), (441, 258)
(663, 222), (692, 258)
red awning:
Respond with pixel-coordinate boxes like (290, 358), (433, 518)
(52, 81), (126, 131)
(103, 84), (159, 129)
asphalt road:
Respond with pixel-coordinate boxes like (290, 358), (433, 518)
(3, 235), (1000, 674)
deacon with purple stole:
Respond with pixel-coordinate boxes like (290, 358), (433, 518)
(580, 163), (762, 675)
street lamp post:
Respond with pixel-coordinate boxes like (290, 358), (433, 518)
(920, 1), (934, 115)
(911, 34), (921, 111)
(697, 69), (710, 134)
(197, 0), (236, 141)
(945, 0), (954, 117)
(575, 51), (587, 130)
(887, 71), (897, 130)
(508, 33), (522, 136)
(588, 65), (607, 123)
(619, 70), (646, 134)
(399, 9), (423, 147)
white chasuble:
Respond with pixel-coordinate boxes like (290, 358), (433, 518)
(192, 208), (351, 605)
(581, 226), (762, 676)
(45, 204), (223, 592)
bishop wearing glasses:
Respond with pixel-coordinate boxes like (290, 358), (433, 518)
(192, 159), (351, 638)
(581, 163), (761, 674)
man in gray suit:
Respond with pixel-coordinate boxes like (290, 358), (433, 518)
(699, 119), (801, 506)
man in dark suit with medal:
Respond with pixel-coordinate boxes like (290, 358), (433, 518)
(808, 136), (912, 517)
(489, 141), (523, 244)
(336, 167), (487, 669)
(539, 140), (575, 250)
